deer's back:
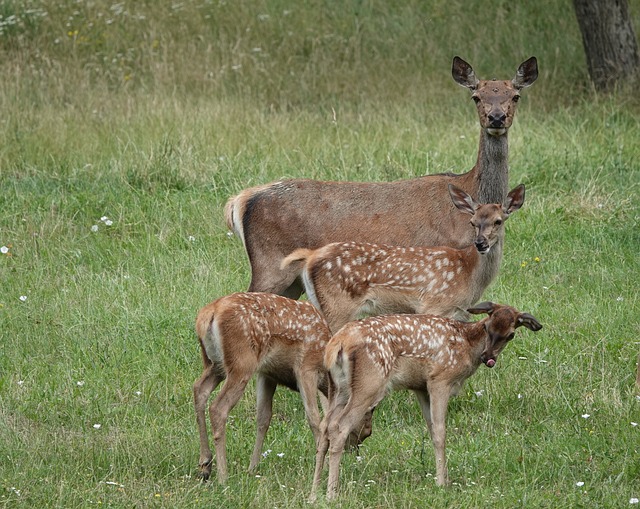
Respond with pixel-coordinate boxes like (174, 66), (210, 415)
(238, 174), (478, 254)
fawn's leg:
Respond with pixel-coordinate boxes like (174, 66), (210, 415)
(193, 362), (223, 481)
(249, 374), (278, 472)
(428, 383), (451, 486)
(209, 370), (252, 483)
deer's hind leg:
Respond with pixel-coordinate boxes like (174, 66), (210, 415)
(194, 362), (224, 481)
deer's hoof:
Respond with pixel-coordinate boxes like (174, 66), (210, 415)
(199, 459), (213, 482)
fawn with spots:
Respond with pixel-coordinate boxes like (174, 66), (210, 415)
(310, 302), (542, 501)
(193, 292), (371, 484)
(224, 57), (538, 298)
(281, 184), (525, 332)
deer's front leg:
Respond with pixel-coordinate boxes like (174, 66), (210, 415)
(249, 374), (277, 472)
(414, 389), (433, 439)
(428, 385), (450, 487)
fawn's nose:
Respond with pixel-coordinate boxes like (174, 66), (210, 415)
(480, 353), (496, 368)
(475, 239), (490, 253)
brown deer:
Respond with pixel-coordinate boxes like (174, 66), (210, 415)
(281, 184), (525, 332)
(224, 56), (538, 298)
(310, 302), (542, 501)
(193, 292), (371, 484)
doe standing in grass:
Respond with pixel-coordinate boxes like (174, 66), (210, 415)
(224, 56), (538, 299)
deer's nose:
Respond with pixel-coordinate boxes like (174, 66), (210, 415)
(488, 111), (506, 127)
(480, 353), (496, 368)
(475, 239), (489, 253)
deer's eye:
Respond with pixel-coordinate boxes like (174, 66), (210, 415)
(495, 219), (503, 226)
(471, 95), (480, 104)
(507, 333), (515, 341)
(513, 95), (521, 103)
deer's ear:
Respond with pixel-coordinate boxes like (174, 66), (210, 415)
(512, 56), (538, 89)
(517, 313), (543, 331)
(452, 56), (479, 90)
(467, 301), (495, 316)
(503, 184), (525, 215)
(449, 184), (478, 215)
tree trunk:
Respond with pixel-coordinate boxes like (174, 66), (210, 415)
(573, 0), (640, 91)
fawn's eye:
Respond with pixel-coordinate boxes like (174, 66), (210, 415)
(507, 333), (515, 341)
(513, 95), (520, 103)
(471, 95), (480, 104)
(495, 219), (502, 226)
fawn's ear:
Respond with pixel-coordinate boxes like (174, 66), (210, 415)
(452, 56), (479, 90)
(512, 57), (538, 90)
(517, 313), (543, 331)
(449, 184), (478, 215)
(503, 184), (525, 216)
(467, 301), (495, 316)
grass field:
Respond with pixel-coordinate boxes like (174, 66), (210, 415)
(1, 1), (639, 507)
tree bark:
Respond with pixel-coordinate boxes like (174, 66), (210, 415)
(573, 0), (640, 91)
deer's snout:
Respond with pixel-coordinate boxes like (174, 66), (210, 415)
(480, 353), (496, 368)
(488, 110), (506, 128)
(475, 239), (490, 254)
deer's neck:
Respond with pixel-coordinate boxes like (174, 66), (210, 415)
(465, 321), (490, 367)
(444, 320), (488, 376)
(470, 237), (504, 302)
(475, 130), (509, 204)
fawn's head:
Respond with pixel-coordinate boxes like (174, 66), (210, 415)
(468, 301), (542, 368)
(452, 56), (538, 136)
(448, 184), (525, 255)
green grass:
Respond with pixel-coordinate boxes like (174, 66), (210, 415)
(1, 1), (639, 507)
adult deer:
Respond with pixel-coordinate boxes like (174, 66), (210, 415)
(281, 184), (525, 332)
(311, 302), (542, 501)
(224, 56), (538, 298)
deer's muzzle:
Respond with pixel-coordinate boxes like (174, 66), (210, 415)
(475, 239), (490, 254)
